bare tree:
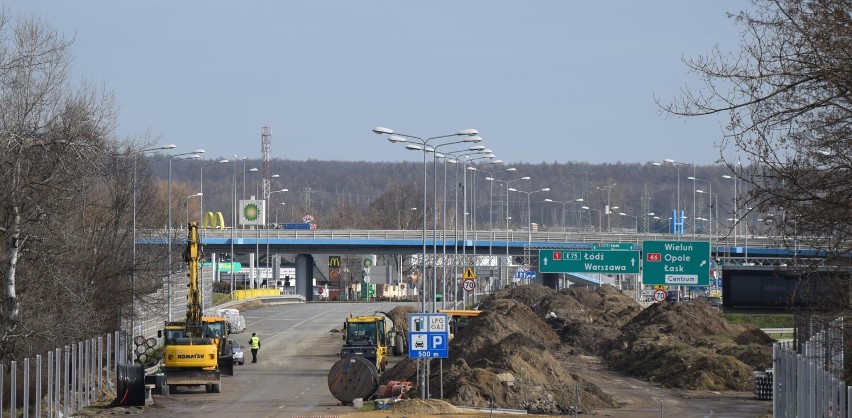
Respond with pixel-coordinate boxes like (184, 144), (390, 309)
(0, 11), (129, 360)
(664, 0), (852, 261)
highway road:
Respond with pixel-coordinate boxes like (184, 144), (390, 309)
(137, 301), (412, 418)
(131, 300), (771, 418)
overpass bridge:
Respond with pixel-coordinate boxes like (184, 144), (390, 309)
(141, 228), (817, 298)
(140, 228), (812, 264)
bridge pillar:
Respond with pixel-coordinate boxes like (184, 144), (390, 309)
(296, 254), (314, 301)
(541, 272), (560, 290)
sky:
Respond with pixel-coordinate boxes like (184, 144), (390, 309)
(5, 1), (748, 165)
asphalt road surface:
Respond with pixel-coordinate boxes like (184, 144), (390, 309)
(138, 301), (408, 418)
(133, 301), (771, 418)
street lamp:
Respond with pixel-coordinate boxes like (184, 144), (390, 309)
(660, 159), (697, 236)
(373, 126), (479, 399)
(130, 143), (175, 351)
(487, 175), (530, 288)
(581, 206), (602, 232)
(230, 162), (259, 295)
(167, 150), (204, 322)
(265, 188), (288, 279)
(544, 198), (584, 232)
(374, 127), (479, 315)
(596, 184), (616, 232)
(200, 159), (229, 225)
(723, 168), (741, 246)
(688, 176), (712, 235)
(651, 161), (682, 236)
(186, 193), (203, 225)
(509, 187), (550, 278)
(696, 189), (719, 238)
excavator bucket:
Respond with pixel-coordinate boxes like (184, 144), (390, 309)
(219, 354), (234, 376)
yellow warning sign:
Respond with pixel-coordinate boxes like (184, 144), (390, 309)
(463, 267), (476, 279)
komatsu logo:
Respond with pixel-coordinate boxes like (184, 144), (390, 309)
(177, 353), (205, 359)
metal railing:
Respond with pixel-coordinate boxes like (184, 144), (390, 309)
(144, 228), (794, 249)
(773, 316), (848, 417)
(0, 331), (125, 417)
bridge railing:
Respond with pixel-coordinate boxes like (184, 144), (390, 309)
(143, 228), (790, 249)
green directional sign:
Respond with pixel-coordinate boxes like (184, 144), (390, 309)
(540, 249), (641, 274)
(641, 240), (711, 285)
(593, 242), (635, 250)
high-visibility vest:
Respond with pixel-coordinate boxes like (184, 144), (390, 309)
(249, 336), (260, 349)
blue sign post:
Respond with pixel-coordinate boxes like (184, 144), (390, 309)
(408, 313), (449, 359)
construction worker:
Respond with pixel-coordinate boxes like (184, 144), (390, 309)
(248, 332), (261, 363)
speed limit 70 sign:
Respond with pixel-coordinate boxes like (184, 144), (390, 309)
(462, 278), (475, 292)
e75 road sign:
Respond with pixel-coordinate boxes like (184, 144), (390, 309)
(540, 249), (640, 274)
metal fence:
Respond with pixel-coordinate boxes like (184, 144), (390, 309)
(0, 331), (128, 418)
(774, 316), (849, 417)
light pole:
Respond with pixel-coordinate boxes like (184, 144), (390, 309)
(661, 159), (696, 236)
(397, 207), (417, 229)
(265, 188), (288, 281)
(487, 175), (530, 288)
(509, 187), (550, 282)
(596, 184), (616, 232)
(373, 126), (479, 399)
(722, 161), (742, 246)
(689, 177), (712, 236)
(696, 189), (719, 238)
(544, 198), (584, 232)
(651, 161), (682, 236)
(167, 150), (204, 322)
(374, 126), (480, 317)
(581, 206), (602, 232)
(186, 193), (202, 225)
(130, 143), (175, 350)
(230, 162), (258, 295)
(200, 159), (229, 225)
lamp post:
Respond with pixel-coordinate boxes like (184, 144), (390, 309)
(487, 175), (530, 288)
(723, 168), (740, 246)
(689, 177), (712, 236)
(651, 161), (681, 236)
(200, 159), (229, 225)
(374, 126), (480, 316)
(265, 188), (288, 281)
(544, 198), (584, 232)
(696, 189), (719, 238)
(661, 159), (696, 237)
(231, 161), (258, 295)
(581, 206), (603, 232)
(167, 150), (204, 322)
(596, 184), (616, 232)
(186, 193), (202, 225)
(130, 143), (176, 351)
(373, 126), (479, 399)
(509, 187), (550, 282)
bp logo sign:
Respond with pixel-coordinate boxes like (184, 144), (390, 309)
(243, 203), (259, 221)
(239, 199), (265, 226)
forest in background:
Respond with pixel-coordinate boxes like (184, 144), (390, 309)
(147, 156), (743, 235)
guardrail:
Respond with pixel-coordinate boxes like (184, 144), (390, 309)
(141, 228), (793, 249)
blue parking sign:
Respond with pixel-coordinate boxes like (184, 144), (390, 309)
(408, 313), (450, 359)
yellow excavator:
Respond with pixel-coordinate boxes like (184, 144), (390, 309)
(161, 222), (232, 394)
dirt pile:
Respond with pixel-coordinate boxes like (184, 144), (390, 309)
(489, 284), (642, 354)
(605, 300), (773, 390)
(381, 298), (617, 415)
(379, 284), (774, 413)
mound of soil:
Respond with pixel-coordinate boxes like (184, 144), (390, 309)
(381, 298), (617, 415)
(605, 300), (773, 390)
(378, 284), (774, 412)
(384, 399), (463, 414)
